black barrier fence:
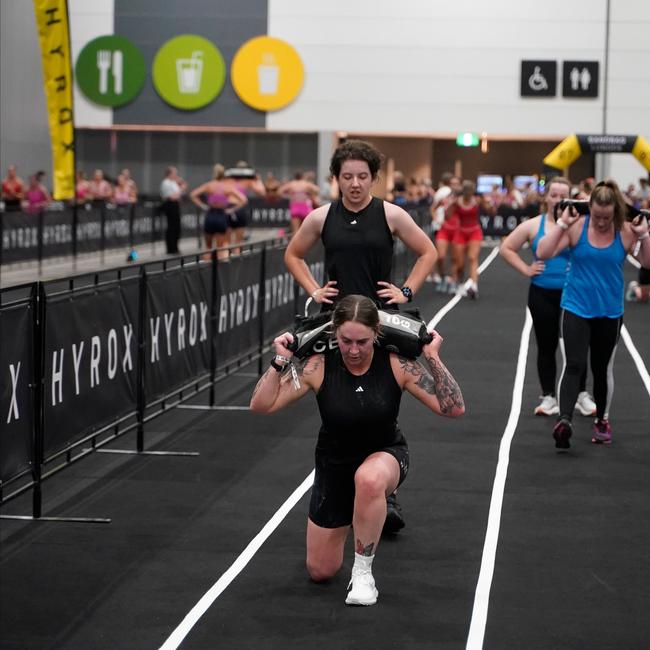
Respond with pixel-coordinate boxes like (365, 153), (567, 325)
(1, 197), (534, 267)
(0, 197), (293, 266)
(0, 202), (459, 518)
(0, 233), (327, 518)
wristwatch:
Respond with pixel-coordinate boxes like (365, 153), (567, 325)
(400, 286), (413, 302)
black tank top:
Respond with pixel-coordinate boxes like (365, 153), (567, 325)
(321, 197), (394, 306)
(315, 346), (404, 460)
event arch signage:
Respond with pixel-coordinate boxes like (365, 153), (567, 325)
(544, 134), (650, 171)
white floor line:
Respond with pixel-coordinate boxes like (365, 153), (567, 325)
(620, 325), (650, 396)
(159, 470), (315, 650)
(160, 246), (502, 648)
(428, 246), (500, 330)
(466, 308), (532, 650)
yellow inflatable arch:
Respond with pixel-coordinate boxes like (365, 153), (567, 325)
(544, 134), (650, 172)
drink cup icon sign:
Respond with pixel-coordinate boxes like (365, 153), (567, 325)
(176, 51), (203, 94)
(257, 53), (280, 95)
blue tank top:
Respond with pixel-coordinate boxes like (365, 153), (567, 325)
(530, 215), (571, 290)
(560, 217), (626, 318)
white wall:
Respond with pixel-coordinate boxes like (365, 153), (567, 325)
(267, 0), (649, 144)
(69, 0), (114, 127)
(0, 0), (52, 180)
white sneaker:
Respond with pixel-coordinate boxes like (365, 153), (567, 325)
(345, 568), (378, 606)
(534, 394), (559, 416)
(575, 391), (597, 417)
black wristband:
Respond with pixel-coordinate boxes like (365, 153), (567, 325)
(270, 358), (286, 372)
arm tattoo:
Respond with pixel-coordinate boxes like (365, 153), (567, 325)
(356, 539), (375, 557)
(399, 355), (463, 414)
(423, 353), (464, 414)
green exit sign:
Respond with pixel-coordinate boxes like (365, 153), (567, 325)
(456, 132), (480, 147)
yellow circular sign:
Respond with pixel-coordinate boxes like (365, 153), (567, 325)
(231, 36), (304, 111)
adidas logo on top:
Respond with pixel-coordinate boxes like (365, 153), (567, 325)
(355, 386), (364, 392)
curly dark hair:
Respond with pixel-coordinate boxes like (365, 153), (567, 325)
(329, 140), (383, 179)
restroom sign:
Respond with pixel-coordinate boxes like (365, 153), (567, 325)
(520, 60), (557, 97)
(562, 61), (599, 98)
(231, 36), (304, 111)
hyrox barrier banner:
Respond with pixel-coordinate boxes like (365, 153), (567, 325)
(0, 301), (35, 483)
(145, 266), (212, 401)
(215, 253), (264, 370)
(43, 280), (139, 458)
(33, 0), (75, 200)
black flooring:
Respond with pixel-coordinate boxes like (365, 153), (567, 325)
(1, 248), (649, 649)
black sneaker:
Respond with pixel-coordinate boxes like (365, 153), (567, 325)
(552, 417), (573, 451)
(383, 493), (406, 534)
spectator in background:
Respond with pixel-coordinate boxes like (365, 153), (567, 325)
(230, 160), (266, 254)
(264, 171), (282, 202)
(637, 177), (649, 203)
(387, 171), (408, 206)
(160, 166), (187, 255)
(75, 170), (91, 204)
(501, 176), (524, 209)
(190, 163), (247, 260)
(24, 172), (51, 214)
(120, 168), (138, 201)
(277, 170), (321, 234)
(2, 164), (25, 210)
(88, 169), (113, 201)
(113, 172), (137, 205)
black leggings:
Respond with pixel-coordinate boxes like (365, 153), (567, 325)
(528, 284), (586, 396)
(558, 310), (622, 421)
(162, 200), (181, 254)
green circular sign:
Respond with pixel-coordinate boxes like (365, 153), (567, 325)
(75, 35), (146, 107)
(152, 35), (226, 110)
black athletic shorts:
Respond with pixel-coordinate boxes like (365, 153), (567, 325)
(639, 266), (650, 286)
(308, 442), (409, 529)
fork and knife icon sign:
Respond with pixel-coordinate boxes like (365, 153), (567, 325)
(97, 50), (123, 94)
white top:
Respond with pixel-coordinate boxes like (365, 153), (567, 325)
(160, 178), (181, 200)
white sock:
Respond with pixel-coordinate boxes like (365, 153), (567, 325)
(352, 552), (375, 573)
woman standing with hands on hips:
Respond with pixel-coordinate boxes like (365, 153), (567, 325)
(536, 179), (650, 450)
(284, 140), (437, 309)
(499, 176), (596, 417)
(249, 295), (464, 606)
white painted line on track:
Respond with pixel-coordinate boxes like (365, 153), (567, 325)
(466, 308), (533, 650)
(161, 245), (502, 648)
(621, 325), (650, 397)
(159, 470), (315, 650)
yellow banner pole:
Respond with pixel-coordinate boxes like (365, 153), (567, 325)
(33, 0), (75, 200)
